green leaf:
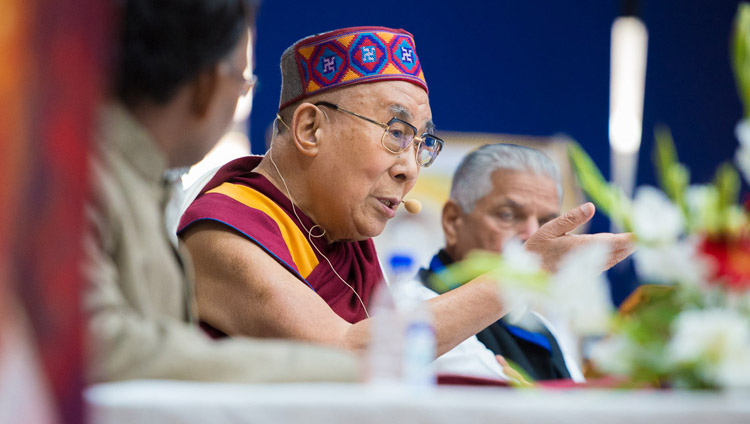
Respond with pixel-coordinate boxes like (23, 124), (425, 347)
(653, 126), (690, 210)
(428, 250), (549, 294)
(567, 141), (633, 231)
(713, 162), (742, 233)
(732, 3), (750, 118)
(428, 253), (498, 293)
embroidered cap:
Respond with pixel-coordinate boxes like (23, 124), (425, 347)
(279, 26), (428, 111)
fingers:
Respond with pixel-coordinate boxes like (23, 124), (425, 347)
(610, 232), (636, 254)
(584, 232), (634, 250)
(607, 233), (636, 270)
(495, 355), (535, 387)
(495, 355), (509, 367)
(525, 203), (634, 274)
(537, 202), (595, 238)
(583, 232), (636, 271)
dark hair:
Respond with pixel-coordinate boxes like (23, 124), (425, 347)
(114, 0), (257, 107)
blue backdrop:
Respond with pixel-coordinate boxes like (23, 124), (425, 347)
(250, 0), (745, 304)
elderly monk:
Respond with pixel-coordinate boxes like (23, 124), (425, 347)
(178, 27), (634, 357)
(419, 143), (585, 382)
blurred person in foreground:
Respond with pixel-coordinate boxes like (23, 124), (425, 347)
(177, 26), (634, 368)
(84, 0), (357, 383)
(418, 143), (584, 382)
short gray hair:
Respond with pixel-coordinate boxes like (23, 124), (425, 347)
(450, 143), (562, 212)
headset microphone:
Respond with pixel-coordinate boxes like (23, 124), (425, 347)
(401, 199), (422, 214)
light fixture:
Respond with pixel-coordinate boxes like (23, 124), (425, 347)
(609, 12), (648, 199)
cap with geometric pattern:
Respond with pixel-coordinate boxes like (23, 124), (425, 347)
(279, 26), (428, 110)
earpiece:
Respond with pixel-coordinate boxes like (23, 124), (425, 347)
(402, 199), (422, 214)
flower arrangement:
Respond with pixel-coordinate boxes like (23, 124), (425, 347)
(569, 3), (750, 390)
(570, 126), (750, 389)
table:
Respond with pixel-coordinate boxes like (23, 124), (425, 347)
(85, 380), (750, 424)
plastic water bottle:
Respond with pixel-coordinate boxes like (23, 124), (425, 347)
(365, 279), (404, 385)
(402, 299), (436, 389)
(392, 254), (436, 389)
(366, 253), (436, 389)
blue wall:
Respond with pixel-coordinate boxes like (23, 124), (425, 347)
(250, 0), (745, 303)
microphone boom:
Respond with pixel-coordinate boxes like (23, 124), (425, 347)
(402, 199), (422, 214)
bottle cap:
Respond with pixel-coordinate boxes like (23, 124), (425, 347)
(389, 253), (414, 271)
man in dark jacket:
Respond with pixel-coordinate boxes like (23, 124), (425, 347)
(419, 143), (583, 382)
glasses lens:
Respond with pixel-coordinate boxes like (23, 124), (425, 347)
(241, 75), (258, 96)
(417, 135), (443, 167)
(383, 120), (416, 153)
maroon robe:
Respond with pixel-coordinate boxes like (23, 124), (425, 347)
(178, 156), (382, 325)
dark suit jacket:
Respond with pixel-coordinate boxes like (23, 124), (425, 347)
(419, 249), (571, 381)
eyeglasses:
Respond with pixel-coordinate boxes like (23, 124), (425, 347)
(236, 74), (258, 96)
(221, 63), (258, 97)
(314, 101), (444, 167)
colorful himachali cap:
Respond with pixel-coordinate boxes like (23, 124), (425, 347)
(279, 26), (428, 110)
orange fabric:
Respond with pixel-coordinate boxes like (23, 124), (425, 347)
(207, 183), (320, 278)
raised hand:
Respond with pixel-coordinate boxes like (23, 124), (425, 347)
(524, 202), (635, 272)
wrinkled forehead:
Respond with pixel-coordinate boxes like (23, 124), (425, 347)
(386, 101), (435, 134)
(335, 80), (434, 133)
(489, 169), (561, 205)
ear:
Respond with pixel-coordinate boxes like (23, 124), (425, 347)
(290, 103), (326, 157)
(442, 200), (463, 249)
(189, 66), (220, 118)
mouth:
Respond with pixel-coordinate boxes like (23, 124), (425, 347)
(376, 196), (400, 217)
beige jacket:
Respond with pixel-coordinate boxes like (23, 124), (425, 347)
(83, 103), (358, 383)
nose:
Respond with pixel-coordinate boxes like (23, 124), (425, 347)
(390, 143), (420, 185)
(517, 216), (541, 242)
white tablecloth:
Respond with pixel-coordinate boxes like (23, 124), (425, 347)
(85, 380), (750, 424)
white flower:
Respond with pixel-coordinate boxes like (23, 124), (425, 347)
(735, 120), (750, 184)
(501, 239), (542, 275)
(735, 119), (750, 147)
(667, 308), (750, 388)
(547, 242), (613, 335)
(685, 185), (720, 232)
(713, 345), (750, 389)
(590, 336), (635, 376)
(633, 238), (713, 287)
(498, 240), (544, 321)
(632, 186), (684, 244)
